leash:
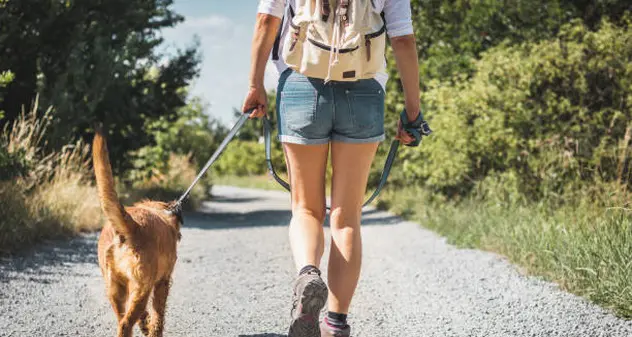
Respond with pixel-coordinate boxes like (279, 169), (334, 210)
(176, 110), (400, 210)
(262, 116), (399, 210)
(176, 111), (252, 206)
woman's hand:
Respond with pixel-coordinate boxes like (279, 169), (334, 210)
(391, 34), (422, 146)
(242, 85), (268, 119)
(395, 119), (415, 145)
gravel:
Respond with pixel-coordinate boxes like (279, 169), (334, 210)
(1, 185), (630, 337)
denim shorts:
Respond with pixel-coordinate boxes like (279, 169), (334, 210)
(276, 69), (385, 145)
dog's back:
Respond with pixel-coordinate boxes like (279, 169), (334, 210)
(93, 129), (181, 337)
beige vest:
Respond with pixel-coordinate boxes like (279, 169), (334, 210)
(282, 0), (387, 82)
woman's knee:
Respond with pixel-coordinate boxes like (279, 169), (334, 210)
(292, 204), (327, 225)
(329, 207), (361, 232)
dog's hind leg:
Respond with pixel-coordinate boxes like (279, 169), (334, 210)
(117, 284), (151, 337)
(139, 310), (150, 336)
(148, 278), (171, 337)
(107, 279), (127, 322)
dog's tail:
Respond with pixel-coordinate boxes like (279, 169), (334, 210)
(92, 127), (135, 239)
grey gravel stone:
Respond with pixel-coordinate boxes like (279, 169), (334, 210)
(0, 185), (630, 337)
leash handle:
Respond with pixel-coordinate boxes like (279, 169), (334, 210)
(263, 117), (291, 191)
(177, 111), (252, 205)
(263, 116), (399, 210)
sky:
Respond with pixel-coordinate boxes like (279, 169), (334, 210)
(160, 0), (279, 125)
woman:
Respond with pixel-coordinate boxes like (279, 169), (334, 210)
(243, 1), (422, 336)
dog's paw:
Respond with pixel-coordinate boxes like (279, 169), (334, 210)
(139, 311), (150, 336)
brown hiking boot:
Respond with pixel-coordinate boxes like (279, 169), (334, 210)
(288, 270), (328, 337)
(320, 317), (351, 337)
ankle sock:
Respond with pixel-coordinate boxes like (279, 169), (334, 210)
(326, 311), (348, 328)
(299, 265), (320, 276)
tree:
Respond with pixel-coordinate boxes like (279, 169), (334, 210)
(0, 0), (200, 172)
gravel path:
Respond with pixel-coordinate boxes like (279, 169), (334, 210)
(1, 185), (631, 337)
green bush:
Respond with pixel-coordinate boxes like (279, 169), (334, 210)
(395, 18), (632, 202)
(212, 140), (286, 177)
(123, 153), (208, 211)
(0, 146), (28, 180)
(126, 97), (227, 183)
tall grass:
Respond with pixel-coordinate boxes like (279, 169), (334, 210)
(0, 101), (214, 253)
(377, 185), (632, 318)
(0, 101), (102, 254)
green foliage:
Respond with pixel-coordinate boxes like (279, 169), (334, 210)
(405, 0), (630, 85)
(213, 90), (285, 178)
(377, 14), (632, 318)
(235, 90), (279, 141)
(212, 139), (285, 177)
(0, 70), (14, 119)
(126, 97), (227, 183)
(411, 0), (566, 80)
(0, 70), (14, 88)
(393, 19), (632, 202)
(123, 154), (208, 210)
(384, 1), (631, 133)
(0, 146), (28, 180)
(0, 0), (200, 171)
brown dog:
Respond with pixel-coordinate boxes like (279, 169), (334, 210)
(93, 129), (182, 337)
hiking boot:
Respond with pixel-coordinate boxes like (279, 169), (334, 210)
(288, 270), (328, 337)
(320, 317), (351, 337)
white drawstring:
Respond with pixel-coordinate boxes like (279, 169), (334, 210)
(324, 16), (344, 83)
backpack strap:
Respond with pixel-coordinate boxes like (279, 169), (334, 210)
(272, 5), (296, 61)
(322, 0), (331, 21)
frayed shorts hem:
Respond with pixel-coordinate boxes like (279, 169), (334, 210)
(332, 133), (385, 144)
(278, 135), (330, 145)
(278, 134), (385, 145)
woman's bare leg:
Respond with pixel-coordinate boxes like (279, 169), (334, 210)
(327, 141), (379, 314)
(283, 142), (329, 271)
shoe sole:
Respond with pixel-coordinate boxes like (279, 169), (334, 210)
(288, 279), (328, 337)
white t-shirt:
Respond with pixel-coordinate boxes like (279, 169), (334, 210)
(257, 0), (414, 88)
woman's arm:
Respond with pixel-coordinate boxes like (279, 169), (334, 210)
(242, 13), (282, 118)
(390, 34), (421, 122)
(249, 13), (281, 90)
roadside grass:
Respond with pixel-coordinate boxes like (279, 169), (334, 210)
(0, 106), (102, 254)
(377, 185), (632, 319)
(0, 106), (209, 254)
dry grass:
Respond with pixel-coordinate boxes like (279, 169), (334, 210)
(0, 100), (213, 254)
(0, 100), (102, 254)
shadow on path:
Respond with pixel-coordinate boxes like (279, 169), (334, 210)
(184, 209), (401, 231)
(211, 196), (263, 204)
(0, 234), (98, 283)
(184, 210), (292, 230)
(239, 334), (287, 337)
(1, 191), (400, 283)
